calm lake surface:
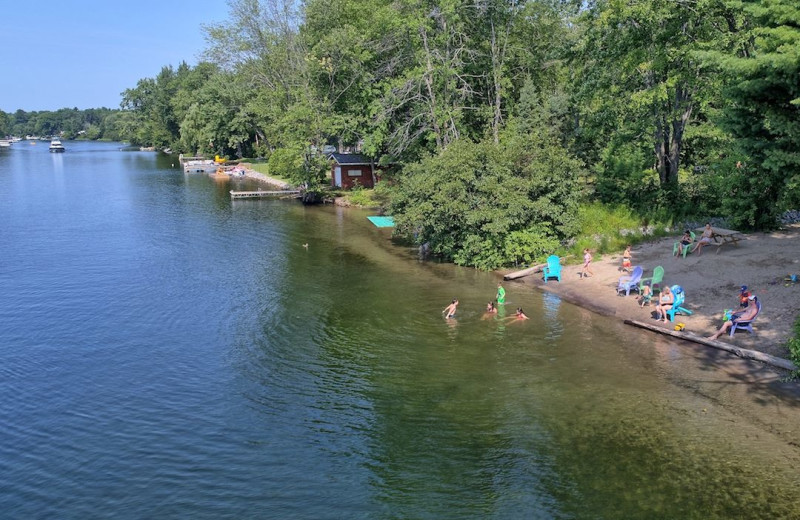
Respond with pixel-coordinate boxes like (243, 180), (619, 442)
(1, 141), (799, 519)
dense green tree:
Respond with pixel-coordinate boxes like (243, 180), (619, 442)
(0, 111), (10, 136)
(571, 0), (727, 195)
(389, 107), (585, 269)
(706, 0), (800, 228)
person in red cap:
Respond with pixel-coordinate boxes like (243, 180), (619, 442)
(739, 286), (751, 308)
(709, 295), (759, 340)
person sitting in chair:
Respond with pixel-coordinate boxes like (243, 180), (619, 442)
(708, 295), (759, 340)
(654, 286), (674, 323)
(677, 230), (693, 257)
(691, 223), (714, 256)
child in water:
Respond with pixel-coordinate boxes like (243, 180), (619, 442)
(496, 283), (506, 305)
(482, 301), (498, 320)
(442, 299), (459, 318)
(514, 308), (529, 320)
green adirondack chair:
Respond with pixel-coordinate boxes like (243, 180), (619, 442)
(672, 231), (696, 258)
(640, 265), (665, 296)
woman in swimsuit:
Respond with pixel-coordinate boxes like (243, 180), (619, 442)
(691, 223), (714, 255)
(677, 230), (693, 256)
(654, 286), (674, 323)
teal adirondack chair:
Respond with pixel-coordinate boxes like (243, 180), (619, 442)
(542, 255), (562, 283)
(640, 266), (665, 296)
(673, 231), (696, 258)
(666, 285), (694, 321)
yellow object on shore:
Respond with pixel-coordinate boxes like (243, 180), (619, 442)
(214, 155), (226, 164)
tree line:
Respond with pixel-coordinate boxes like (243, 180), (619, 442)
(8, 0), (800, 269)
(0, 107), (131, 141)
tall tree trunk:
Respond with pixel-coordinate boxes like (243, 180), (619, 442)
(419, 25), (444, 150)
(654, 84), (693, 186)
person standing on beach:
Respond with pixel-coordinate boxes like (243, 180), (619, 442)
(443, 299), (459, 318)
(621, 245), (632, 272)
(738, 286), (751, 308)
(581, 248), (594, 278)
(496, 283), (506, 305)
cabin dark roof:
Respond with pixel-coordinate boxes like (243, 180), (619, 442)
(328, 152), (372, 165)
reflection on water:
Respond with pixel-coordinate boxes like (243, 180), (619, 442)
(0, 142), (798, 518)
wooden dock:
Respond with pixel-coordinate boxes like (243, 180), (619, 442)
(230, 190), (300, 199)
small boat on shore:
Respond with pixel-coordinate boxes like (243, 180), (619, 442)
(49, 139), (66, 153)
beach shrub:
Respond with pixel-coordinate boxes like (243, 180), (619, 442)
(343, 183), (377, 208)
(388, 135), (583, 270)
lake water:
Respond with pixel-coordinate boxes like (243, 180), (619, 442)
(1, 141), (799, 519)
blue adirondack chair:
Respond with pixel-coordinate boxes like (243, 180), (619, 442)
(666, 285), (694, 321)
(542, 255), (562, 283)
(617, 265), (643, 296)
(729, 300), (762, 336)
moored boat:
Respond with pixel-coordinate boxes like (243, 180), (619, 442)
(49, 139), (66, 153)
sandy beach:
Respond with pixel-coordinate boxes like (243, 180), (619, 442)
(506, 224), (800, 363)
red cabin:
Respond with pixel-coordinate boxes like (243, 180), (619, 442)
(329, 153), (379, 190)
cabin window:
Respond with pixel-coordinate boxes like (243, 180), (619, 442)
(347, 169), (363, 177)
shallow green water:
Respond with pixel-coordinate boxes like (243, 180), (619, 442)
(0, 142), (798, 519)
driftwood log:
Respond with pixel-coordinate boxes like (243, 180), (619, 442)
(624, 319), (797, 372)
(504, 256), (573, 281)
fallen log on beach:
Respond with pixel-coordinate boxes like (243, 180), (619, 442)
(624, 319), (798, 372)
(504, 256), (572, 280)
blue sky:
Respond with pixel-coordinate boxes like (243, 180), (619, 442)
(1, 1), (231, 112)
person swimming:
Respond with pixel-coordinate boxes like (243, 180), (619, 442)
(515, 307), (529, 320)
(442, 299), (459, 318)
(486, 301), (497, 313)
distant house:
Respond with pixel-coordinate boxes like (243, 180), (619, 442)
(328, 153), (380, 189)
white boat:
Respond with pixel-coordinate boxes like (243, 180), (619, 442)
(0, 139), (11, 147)
(49, 139), (66, 153)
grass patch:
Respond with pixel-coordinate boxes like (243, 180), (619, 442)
(565, 202), (674, 261)
(244, 162), (291, 184)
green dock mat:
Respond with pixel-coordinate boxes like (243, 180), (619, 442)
(367, 216), (395, 228)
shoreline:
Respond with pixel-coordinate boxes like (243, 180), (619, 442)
(238, 163), (293, 189)
(502, 226), (800, 373)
